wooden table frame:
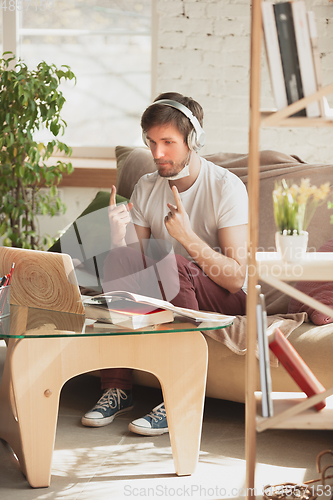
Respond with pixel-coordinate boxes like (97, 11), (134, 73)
(0, 319), (208, 488)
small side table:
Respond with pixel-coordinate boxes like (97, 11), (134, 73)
(0, 305), (232, 488)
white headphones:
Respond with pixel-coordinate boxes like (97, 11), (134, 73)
(142, 99), (206, 152)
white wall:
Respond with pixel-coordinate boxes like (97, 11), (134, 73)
(40, 0), (333, 243)
(154, 0), (333, 164)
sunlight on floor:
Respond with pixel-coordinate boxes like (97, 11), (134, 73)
(0, 361), (332, 500)
(35, 444), (308, 500)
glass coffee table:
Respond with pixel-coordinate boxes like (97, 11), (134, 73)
(0, 305), (233, 488)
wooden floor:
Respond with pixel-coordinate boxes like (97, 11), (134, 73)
(0, 342), (333, 499)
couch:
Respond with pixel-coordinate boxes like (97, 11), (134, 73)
(50, 146), (333, 403)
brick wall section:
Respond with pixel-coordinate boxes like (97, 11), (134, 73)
(155, 0), (333, 164)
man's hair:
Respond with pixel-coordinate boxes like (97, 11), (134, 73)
(141, 92), (204, 144)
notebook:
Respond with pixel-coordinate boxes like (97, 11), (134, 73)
(0, 247), (84, 315)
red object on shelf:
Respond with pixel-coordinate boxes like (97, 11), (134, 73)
(269, 327), (326, 411)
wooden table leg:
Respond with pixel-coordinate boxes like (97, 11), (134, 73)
(0, 339), (27, 477)
(5, 330), (208, 487)
(8, 338), (64, 487)
(155, 332), (208, 475)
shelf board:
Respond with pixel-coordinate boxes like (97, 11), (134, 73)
(260, 82), (333, 126)
(256, 252), (333, 281)
(256, 392), (333, 431)
(260, 111), (333, 127)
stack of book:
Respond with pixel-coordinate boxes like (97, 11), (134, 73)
(84, 291), (235, 330)
(262, 0), (327, 117)
(84, 296), (174, 329)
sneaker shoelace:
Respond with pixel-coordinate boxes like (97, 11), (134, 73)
(94, 388), (128, 411)
(147, 403), (166, 423)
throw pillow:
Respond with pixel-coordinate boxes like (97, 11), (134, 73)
(115, 146), (156, 199)
(115, 145), (135, 186)
(288, 238), (333, 325)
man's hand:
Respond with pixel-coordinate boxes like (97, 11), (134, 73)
(108, 185), (133, 247)
(164, 185), (193, 243)
(165, 187), (247, 293)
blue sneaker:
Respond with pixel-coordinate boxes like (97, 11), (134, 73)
(81, 388), (133, 427)
(128, 402), (168, 436)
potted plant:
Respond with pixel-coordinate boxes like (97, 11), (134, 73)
(0, 52), (76, 249)
(272, 178), (330, 261)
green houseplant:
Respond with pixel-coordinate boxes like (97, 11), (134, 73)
(0, 52), (76, 249)
(273, 178), (330, 235)
(272, 178), (330, 261)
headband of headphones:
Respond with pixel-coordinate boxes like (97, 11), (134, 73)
(142, 99), (206, 152)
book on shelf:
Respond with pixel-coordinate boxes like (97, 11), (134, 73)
(291, 1), (321, 117)
(274, 1), (306, 117)
(256, 286), (273, 418)
(307, 10), (326, 117)
(268, 327), (326, 411)
(261, 1), (288, 111)
(84, 291), (235, 329)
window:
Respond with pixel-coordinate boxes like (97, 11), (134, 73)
(2, 0), (152, 148)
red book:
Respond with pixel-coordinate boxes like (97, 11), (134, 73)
(84, 298), (174, 330)
(269, 328), (326, 411)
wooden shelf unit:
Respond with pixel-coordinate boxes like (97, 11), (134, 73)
(246, 1), (333, 498)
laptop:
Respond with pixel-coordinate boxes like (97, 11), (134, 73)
(0, 247), (84, 315)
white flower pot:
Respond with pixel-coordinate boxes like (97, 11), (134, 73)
(275, 231), (309, 262)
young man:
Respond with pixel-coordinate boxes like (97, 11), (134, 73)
(81, 92), (248, 435)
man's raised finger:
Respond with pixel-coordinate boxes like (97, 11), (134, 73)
(171, 185), (183, 211)
(109, 185), (117, 207)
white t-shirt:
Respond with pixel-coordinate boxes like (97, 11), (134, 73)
(130, 157), (248, 260)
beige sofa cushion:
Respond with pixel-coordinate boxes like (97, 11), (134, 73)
(116, 146), (156, 200)
(288, 238), (333, 325)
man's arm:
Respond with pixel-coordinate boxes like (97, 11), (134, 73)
(183, 225), (247, 293)
(165, 185), (247, 293)
(133, 224), (151, 251)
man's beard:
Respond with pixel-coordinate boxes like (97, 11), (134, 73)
(154, 154), (189, 178)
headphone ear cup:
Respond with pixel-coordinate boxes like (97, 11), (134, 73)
(187, 129), (197, 151)
(187, 129), (205, 152)
(197, 129), (206, 150)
